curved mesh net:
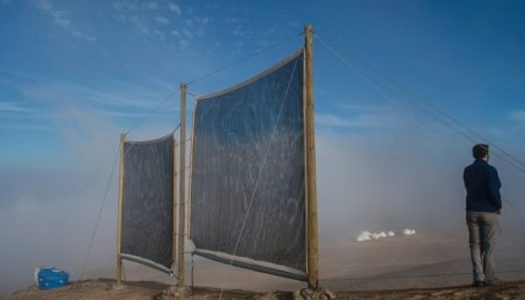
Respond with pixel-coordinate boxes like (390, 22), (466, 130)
(121, 134), (174, 269)
(190, 51), (307, 274)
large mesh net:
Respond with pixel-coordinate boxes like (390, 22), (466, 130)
(121, 133), (175, 270)
(189, 51), (307, 275)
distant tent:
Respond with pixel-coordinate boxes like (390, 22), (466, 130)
(188, 50), (309, 280)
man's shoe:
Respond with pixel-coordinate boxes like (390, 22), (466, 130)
(485, 278), (503, 286)
(472, 281), (485, 287)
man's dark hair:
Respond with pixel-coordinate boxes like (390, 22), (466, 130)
(472, 144), (489, 160)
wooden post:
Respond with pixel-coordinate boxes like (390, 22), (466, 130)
(187, 110), (196, 239)
(177, 82), (187, 287)
(304, 24), (319, 290)
(172, 135), (178, 271)
(116, 133), (126, 287)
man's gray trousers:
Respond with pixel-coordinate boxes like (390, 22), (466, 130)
(466, 211), (498, 282)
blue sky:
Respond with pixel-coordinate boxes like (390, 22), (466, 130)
(2, 1), (525, 293)
(1, 0), (525, 169)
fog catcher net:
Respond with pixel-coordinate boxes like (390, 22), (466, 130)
(121, 133), (175, 272)
(189, 51), (307, 280)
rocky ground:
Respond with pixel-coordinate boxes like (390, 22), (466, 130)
(6, 232), (525, 299)
(6, 279), (525, 300)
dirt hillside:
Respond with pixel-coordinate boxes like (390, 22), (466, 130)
(7, 278), (525, 300)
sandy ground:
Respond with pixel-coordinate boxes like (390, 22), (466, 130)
(6, 279), (271, 300)
(7, 278), (525, 300)
(182, 231), (525, 292)
(7, 230), (525, 299)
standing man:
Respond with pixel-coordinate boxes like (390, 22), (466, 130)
(463, 144), (502, 287)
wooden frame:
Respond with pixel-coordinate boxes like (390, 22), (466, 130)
(172, 135), (178, 270)
(182, 24), (318, 288)
(195, 50), (303, 102)
(187, 48), (311, 281)
(177, 82), (187, 287)
(194, 249), (307, 281)
(121, 254), (174, 274)
(116, 132), (178, 285)
(302, 36), (309, 284)
(304, 24), (319, 289)
(187, 108), (196, 240)
(115, 133), (126, 286)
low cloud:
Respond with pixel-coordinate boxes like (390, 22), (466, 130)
(112, 1), (138, 11)
(2, 93), (525, 297)
(19, 80), (176, 112)
(35, 0), (70, 28)
(316, 113), (354, 127)
(316, 110), (400, 129)
(0, 103), (180, 296)
(182, 28), (194, 39)
(0, 102), (35, 113)
(155, 16), (170, 25)
(33, 0), (96, 42)
(143, 1), (158, 10)
(168, 2), (181, 15)
(509, 110), (525, 122)
(316, 128), (525, 243)
(71, 30), (97, 42)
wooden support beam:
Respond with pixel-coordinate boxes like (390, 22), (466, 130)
(116, 133), (126, 287)
(187, 109), (196, 240)
(177, 82), (187, 287)
(172, 135), (178, 271)
(304, 24), (319, 290)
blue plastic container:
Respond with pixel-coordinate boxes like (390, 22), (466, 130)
(36, 267), (69, 290)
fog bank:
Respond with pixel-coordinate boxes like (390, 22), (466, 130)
(1, 116), (524, 296)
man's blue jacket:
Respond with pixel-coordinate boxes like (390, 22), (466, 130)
(463, 159), (502, 212)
